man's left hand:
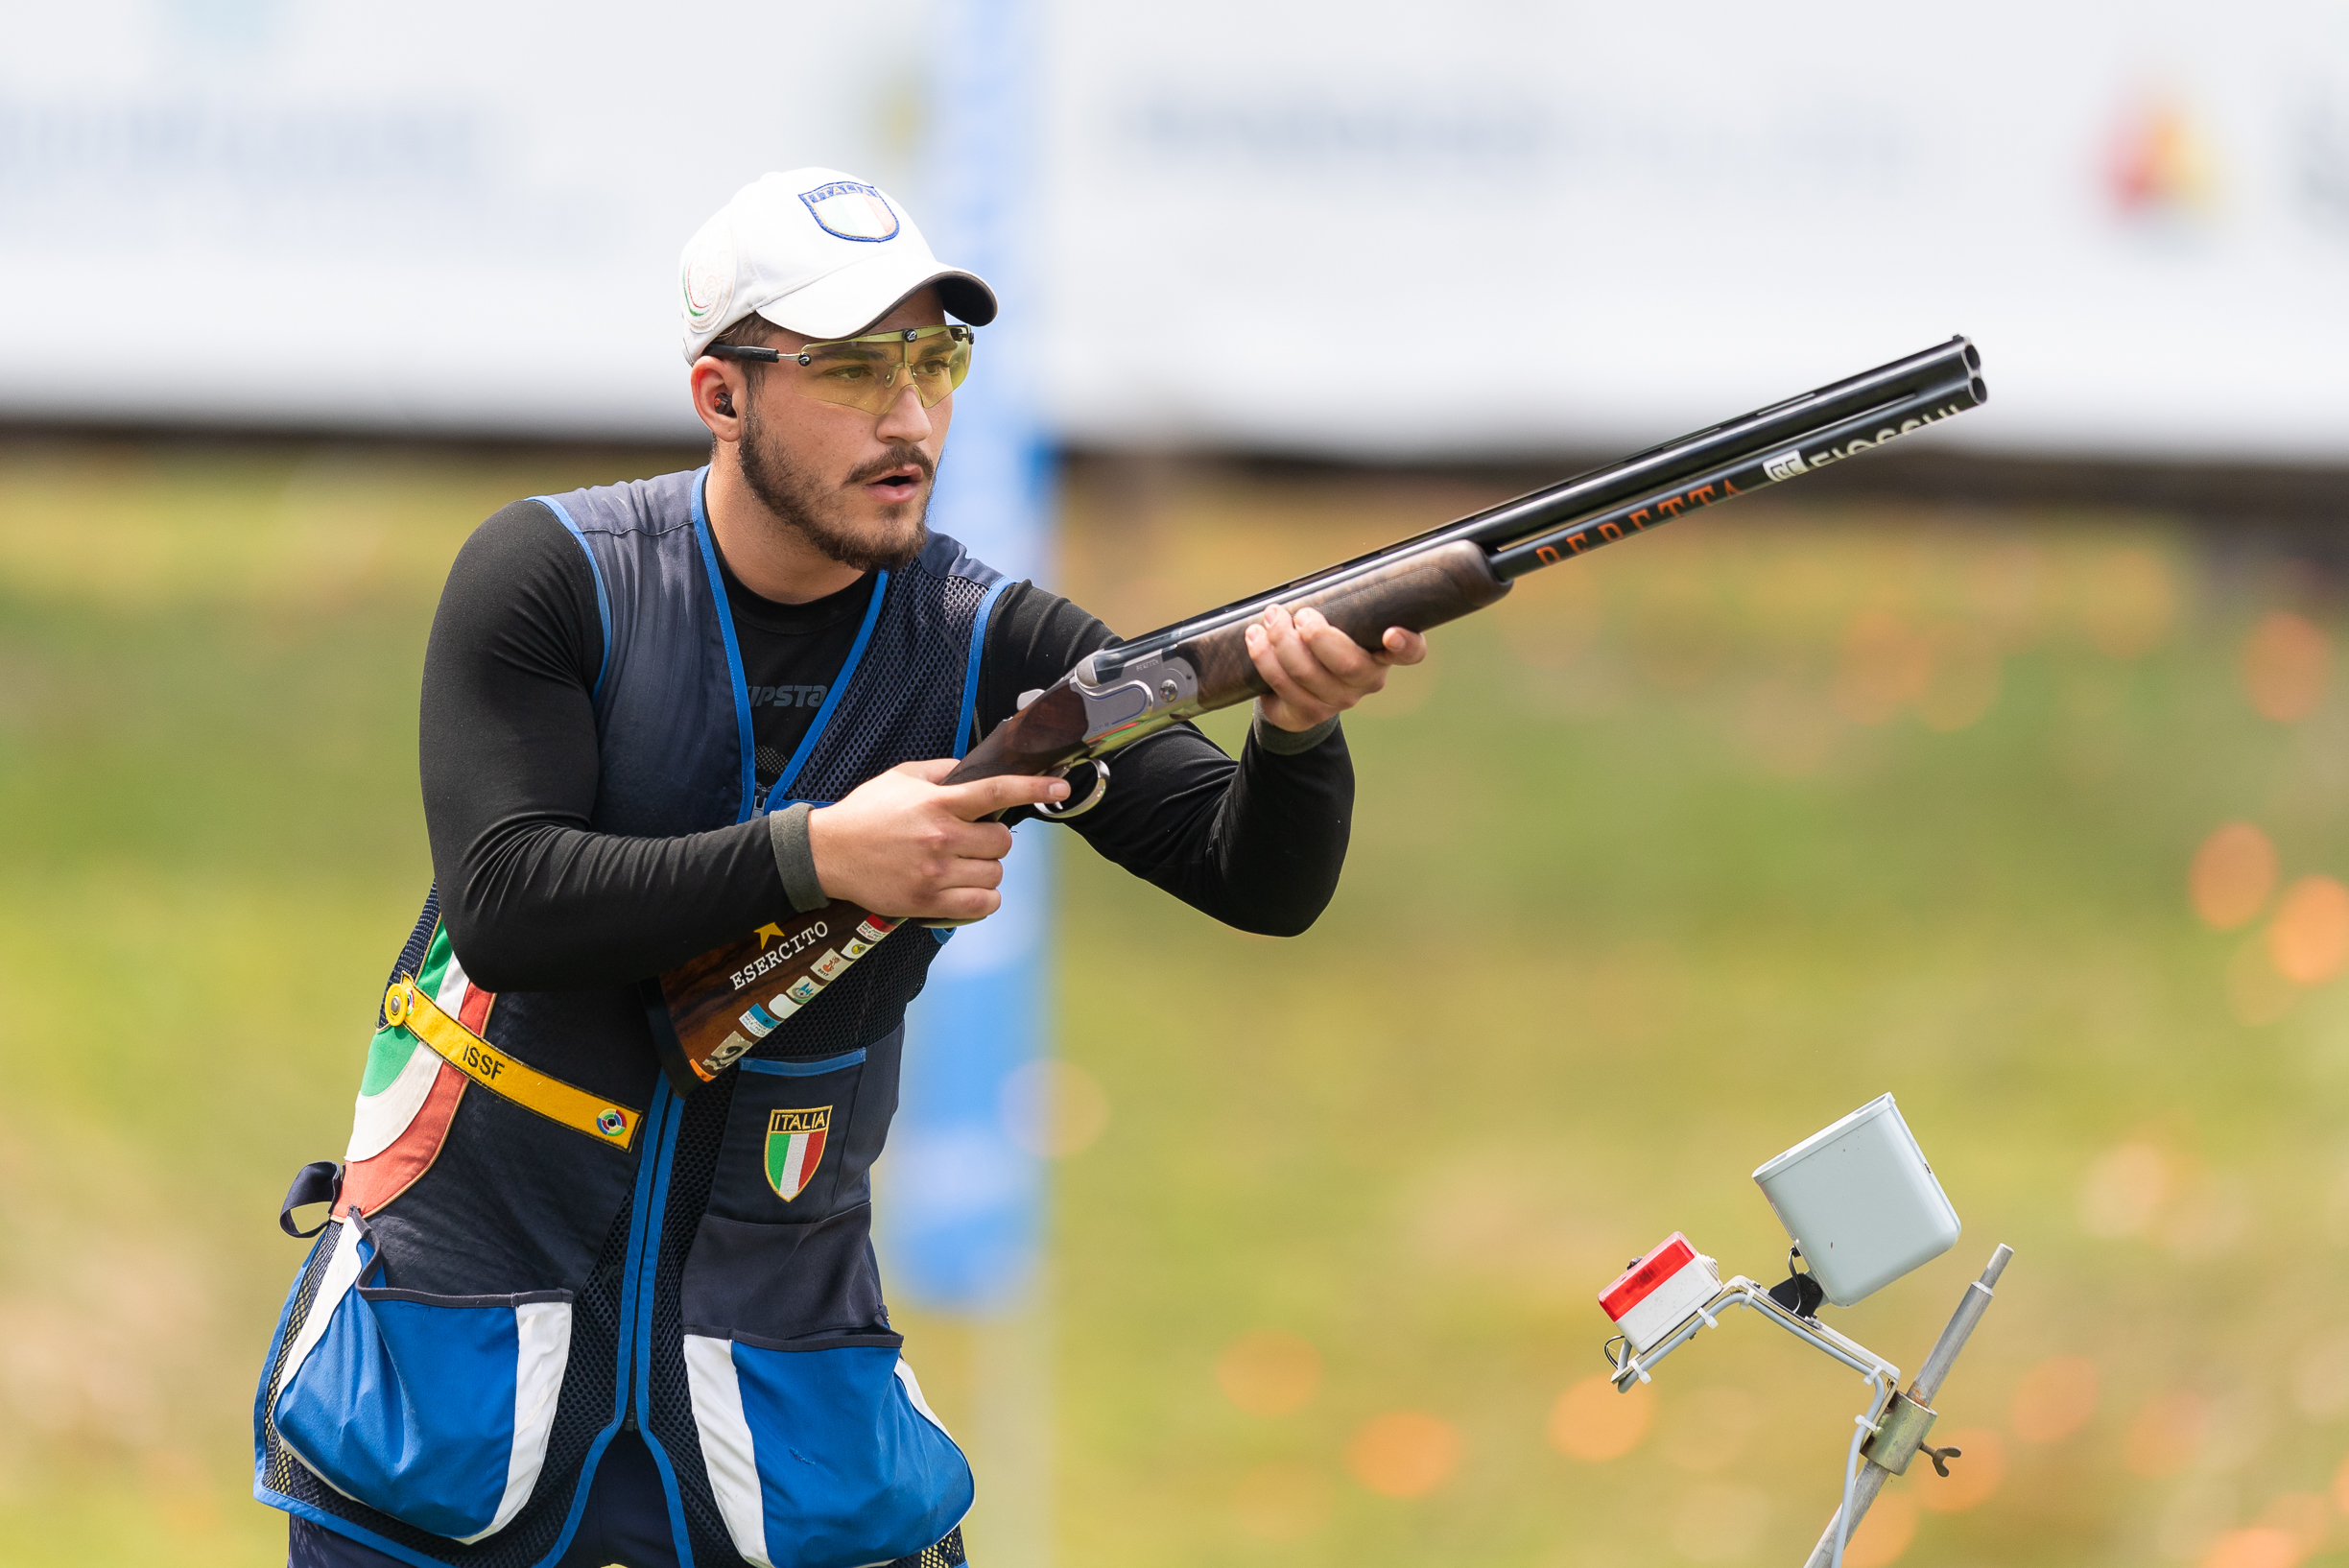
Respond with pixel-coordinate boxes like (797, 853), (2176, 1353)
(1244, 603), (1428, 733)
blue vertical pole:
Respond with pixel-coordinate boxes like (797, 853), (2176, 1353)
(890, 5), (1056, 1556)
(889, 0), (1054, 1319)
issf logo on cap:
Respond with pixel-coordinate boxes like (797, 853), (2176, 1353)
(799, 180), (901, 243)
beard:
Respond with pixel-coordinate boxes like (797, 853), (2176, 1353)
(736, 396), (934, 574)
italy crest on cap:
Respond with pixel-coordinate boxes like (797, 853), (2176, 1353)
(765, 1106), (832, 1202)
(799, 180), (900, 243)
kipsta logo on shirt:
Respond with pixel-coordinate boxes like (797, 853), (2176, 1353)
(799, 181), (900, 243)
(765, 1106), (832, 1201)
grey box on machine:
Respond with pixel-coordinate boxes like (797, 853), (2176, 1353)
(1751, 1093), (1961, 1308)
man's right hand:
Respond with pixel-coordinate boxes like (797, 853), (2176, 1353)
(806, 759), (1070, 921)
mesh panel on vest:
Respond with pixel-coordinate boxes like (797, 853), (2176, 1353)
(260, 1195), (637, 1568)
(892, 1525), (967, 1567)
(792, 563), (988, 802)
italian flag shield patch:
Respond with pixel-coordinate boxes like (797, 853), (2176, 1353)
(764, 1107), (831, 1202)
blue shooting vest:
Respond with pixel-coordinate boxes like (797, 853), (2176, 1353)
(252, 468), (1009, 1568)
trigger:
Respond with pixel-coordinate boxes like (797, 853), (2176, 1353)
(1036, 759), (1110, 820)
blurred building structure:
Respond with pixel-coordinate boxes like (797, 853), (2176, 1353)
(5, 1), (2347, 463)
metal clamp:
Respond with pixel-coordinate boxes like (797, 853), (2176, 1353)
(1860, 1392), (1939, 1476)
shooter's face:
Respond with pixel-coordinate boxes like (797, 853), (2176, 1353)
(730, 289), (954, 574)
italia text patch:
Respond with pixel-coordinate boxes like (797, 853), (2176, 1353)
(765, 1106), (832, 1201)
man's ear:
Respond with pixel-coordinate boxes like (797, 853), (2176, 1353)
(689, 357), (749, 441)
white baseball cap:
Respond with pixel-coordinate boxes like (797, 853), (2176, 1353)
(677, 168), (998, 362)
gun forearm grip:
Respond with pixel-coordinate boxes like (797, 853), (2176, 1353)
(1173, 539), (1510, 702)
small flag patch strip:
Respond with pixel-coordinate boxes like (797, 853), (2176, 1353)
(661, 911), (907, 1081)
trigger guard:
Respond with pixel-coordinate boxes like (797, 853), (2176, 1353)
(1036, 759), (1109, 820)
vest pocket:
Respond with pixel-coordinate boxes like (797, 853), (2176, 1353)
(270, 1219), (573, 1543)
(708, 1049), (874, 1222)
(678, 1044), (965, 1562)
(682, 1328), (971, 1568)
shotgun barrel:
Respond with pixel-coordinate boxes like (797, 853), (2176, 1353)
(1079, 336), (1983, 686)
(947, 337), (1987, 787)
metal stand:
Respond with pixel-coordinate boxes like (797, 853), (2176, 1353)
(1604, 1245), (2012, 1568)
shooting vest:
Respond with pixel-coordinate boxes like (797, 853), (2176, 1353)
(252, 468), (1008, 1568)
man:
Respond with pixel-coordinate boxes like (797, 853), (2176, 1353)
(253, 168), (1423, 1568)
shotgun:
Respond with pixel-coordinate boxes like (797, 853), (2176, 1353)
(648, 337), (1988, 1087)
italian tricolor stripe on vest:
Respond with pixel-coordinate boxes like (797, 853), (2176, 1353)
(426, 928), (495, 1033)
(764, 1107), (831, 1202)
(340, 924), (492, 1215)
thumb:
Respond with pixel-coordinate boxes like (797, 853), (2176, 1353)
(894, 758), (958, 784)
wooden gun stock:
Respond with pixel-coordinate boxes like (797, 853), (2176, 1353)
(1167, 539), (1509, 704)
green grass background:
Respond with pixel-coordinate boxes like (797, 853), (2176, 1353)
(1, 440), (2343, 1566)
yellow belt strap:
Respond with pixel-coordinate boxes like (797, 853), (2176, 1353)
(383, 976), (643, 1152)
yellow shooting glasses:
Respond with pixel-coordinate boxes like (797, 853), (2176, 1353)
(707, 323), (973, 417)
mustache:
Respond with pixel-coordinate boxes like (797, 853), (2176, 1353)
(844, 445), (936, 487)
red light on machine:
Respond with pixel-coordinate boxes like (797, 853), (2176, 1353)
(1600, 1232), (1722, 1351)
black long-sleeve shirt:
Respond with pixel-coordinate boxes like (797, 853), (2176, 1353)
(419, 500), (1353, 990)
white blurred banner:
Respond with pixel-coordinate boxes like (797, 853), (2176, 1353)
(7, 0), (2348, 459)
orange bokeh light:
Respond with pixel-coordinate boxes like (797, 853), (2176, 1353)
(2334, 1451), (2349, 1516)
(1842, 1490), (1918, 1568)
(2192, 823), (2278, 930)
(1549, 1374), (1655, 1462)
(2011, 1357), (2100, 1443)
(1345, 1411), (1461, 1499)
(2199, 1527), (2304, 1568)
(1913, 1426), (2005, 1512)
(2242, 612), (2331, 722)
(2257, 1492), (2330, 1554)
(2125, 1390), (2208, 1477)
(1215, 1330), (1322, 1417)
(2268, 876), (2349, 986)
